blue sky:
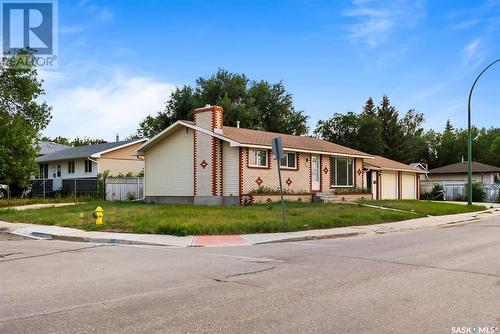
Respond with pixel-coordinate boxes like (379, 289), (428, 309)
(41, 0), (500, 140)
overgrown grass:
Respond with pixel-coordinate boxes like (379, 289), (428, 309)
(357, 200), (485, 216)
(0, 201), (432, 236)
(0, 196), (93, 208)
(0, 200), (485, 236)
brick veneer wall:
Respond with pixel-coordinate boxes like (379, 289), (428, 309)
(241, 149), (311, 194)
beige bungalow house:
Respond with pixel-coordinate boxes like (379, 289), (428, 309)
(136, 105), (423, 205)
(364, 155), (426, 200)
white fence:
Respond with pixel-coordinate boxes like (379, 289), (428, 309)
(421, 181), (500, 202)
(105, 177), (143, 201)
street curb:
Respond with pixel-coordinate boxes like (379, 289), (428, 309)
(9, 231), (175, 247)
(252, 232), (364, 245)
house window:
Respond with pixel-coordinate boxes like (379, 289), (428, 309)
(249, 149), (268, 167)
(68, 161), (75, 174)
(56, 165), (61, 177)
(39, 164), (48, 179)
(280, 152), (297, 169)
(331, 157), (354, 186)
(84, 160), (93, 173)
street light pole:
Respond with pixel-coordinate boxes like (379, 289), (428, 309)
(467, 58), (500, 205)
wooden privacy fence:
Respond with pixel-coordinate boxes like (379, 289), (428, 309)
(105, 177), (144, 201)
(421, 181), (499, 202)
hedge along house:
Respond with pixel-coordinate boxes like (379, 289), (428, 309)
(33, 139), (146, 196)
(363, 155), (426, 200)
(136, 105), (375, 205)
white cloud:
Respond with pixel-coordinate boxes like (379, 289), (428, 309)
(41, 70), (176, 141)
(343, 0), (425, 47)
(461, 38), (485, 69)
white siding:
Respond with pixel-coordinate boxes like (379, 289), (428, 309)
(223, 142), (239, 196)
(381, 172), (397, 199)
(401, 173), (416, 199)
(145, 127), (194, 196)
(39, 159), (98, 180)
(427, 173), (496, 184)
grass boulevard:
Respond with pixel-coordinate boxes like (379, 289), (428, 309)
(0, 200), (485, 236)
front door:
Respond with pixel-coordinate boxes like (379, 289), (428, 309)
(311, 155), (320, 191)
(53, 165), (62, 191)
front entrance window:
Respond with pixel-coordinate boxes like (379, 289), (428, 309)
(331, 157), (354, 187)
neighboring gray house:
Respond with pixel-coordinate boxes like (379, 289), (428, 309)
(32, 139), (146, 196)
(37, 141), (70, 157)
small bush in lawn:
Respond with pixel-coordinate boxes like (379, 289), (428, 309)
(126, 192), (136, 201)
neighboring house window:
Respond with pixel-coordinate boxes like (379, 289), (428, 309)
(331, 157), (354, 186)
(39, 164), (48, 179)
(280, 152), (297, 169)
(249, 149), (268, 167)
(84, 160), (93, 173)
(56, 165), (61, 177)
(68, 161), (75, 174)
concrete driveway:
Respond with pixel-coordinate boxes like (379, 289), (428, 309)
(1, 214), (499, 333)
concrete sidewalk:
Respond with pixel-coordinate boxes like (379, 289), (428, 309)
(1, 206), (498, 247)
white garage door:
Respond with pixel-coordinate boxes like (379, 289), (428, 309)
(381, 172), (398, 199)
(401, 173), (416, 199)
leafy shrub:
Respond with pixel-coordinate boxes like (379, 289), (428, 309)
(96, 170), (109, 200)
(126, 192), (136, 201)
(333, 187), (369, 195)
(421, 184), (444, 200)
(465, 181), (485, 202)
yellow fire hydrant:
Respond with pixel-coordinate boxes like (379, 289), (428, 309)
(93, 206), (104, 225)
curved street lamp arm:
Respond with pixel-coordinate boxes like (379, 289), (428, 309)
(467, 58), (500, 205)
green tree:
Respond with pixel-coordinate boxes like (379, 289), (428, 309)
(136, 69), (309, 137)
(0, 50), (52, 189)
(315, 96), (424, 162)
(40, 136), (107, 147)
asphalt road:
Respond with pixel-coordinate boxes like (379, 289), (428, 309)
(1, 215), (499, 334)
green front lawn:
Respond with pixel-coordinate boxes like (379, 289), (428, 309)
(0, 200), (485, 236)
(0, 197), (87, 208)
(358, 200), (485, 216)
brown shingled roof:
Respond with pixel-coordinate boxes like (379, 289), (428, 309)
(429, 161), (500, 174)
(364, 155), (424, 173)
(221, 126), (372, 157)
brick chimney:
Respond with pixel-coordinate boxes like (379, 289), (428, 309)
(192, 105), (224, 202)
(193, 105), (223, 134)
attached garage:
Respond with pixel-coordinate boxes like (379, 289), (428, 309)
(401, 173), (416, 199)
(364, 156), (425, 200)
(381, 172), (398, 199)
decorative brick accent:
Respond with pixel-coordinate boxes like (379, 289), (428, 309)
(255, 177), (263, 186)
(323, 167), (329, 174)
(285, 177), (292, 186)
(200, 160), (208, 169)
